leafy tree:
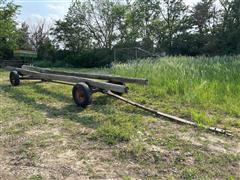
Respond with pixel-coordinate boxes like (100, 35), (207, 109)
(17, 22), (32, 50)
(216, 0), (240, 54)
(111, 3), (128, 45)
(157, 0), (189, 54)
(190, 0), (217, 35)
(37, 37), (55, 61)
(83, 0), (122, 48)
(52, 1), (92, 52)
(132, 0), (160, 51)
(0, 0), (20, 59)
(191, 0), (219, 54)
(50, 0), (240, 63)
(53, 0), (125, 50)
(118, 4), (142, 47)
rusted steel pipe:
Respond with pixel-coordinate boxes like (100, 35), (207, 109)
(104, 91), (233, 136)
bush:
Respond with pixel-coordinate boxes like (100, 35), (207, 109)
(0, 46), (14, 60)
(32, 49), (113, 68)
(53, 48), (113, 68)
(33, 60), (54, 68)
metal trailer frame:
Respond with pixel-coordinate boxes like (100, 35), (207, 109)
(5, 66), (232, 136)
(6, 66), (146, 108)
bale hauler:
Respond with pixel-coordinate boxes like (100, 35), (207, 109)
(5, 66), (232, 136)
(6, 66), (147, 108)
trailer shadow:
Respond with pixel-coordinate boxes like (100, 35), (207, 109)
(31, 83), (116, 116)
(31, 83), (73, 102)
(93, 94), (113, 106)
(0, 83), (99, 129)
(1, 81), (150, 130)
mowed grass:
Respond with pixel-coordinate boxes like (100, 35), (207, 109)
(111, 56), (240, 129)
(0, 69), (145, 145)
(0, 56), (240, 179)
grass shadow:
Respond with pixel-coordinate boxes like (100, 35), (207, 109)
(1, 81), (151, 131)
(93, 95), (113, 106)
(0, 83), (100, 129)
(93, 93), (153, 117)
(31, 84), (73, 102)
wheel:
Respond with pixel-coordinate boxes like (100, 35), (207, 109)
(107, 80), (125, 96)
(72, 83), (92, 108)
(9, 71), (20, 86)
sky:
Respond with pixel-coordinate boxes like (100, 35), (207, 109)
(14, 0), (72, 25)
(14, 0), (201, 25)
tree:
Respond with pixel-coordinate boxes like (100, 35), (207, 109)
(17, 22), (32, 50)
(29, 19), (50, 51)
(157, 0), (189, 54)
(111, 3), (128, 45)
(190, 0), (217, 35)
(216, 0), (240, 54)
(52, 19), (91, 52)
(0, 0), (20, 59)
(120, 4), (142, 47)
(37, 37), (55, 61)
(52, 1), (92, 52)
(51, 0), (240, 61)
(183, 0), (219, 55)
(130, 0), (160, 51)
(53, 0), (128, 50)
(29, 19), (55, 60)
(82, 0), (122, 49)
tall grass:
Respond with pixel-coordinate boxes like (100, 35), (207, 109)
(111, 56), (240, 127)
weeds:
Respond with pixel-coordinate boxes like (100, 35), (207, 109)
(0, 62), (239, 179)
(94, 122), (132, 145)
(111, 56), (240, 128)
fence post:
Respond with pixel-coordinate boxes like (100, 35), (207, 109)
(135, 47), (138, 59)
(113, 49), (116, 61)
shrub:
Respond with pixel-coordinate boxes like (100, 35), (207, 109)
(55, 49), (113, 68)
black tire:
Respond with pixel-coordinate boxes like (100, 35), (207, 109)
(9, 71), (20, 86)
(107, 80), (125, 96)
(72, 83), (92, 108)
(41, 79), (48, 82)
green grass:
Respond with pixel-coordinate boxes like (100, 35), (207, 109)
(111, 56), (240, 128)
(0, 69), (144, 145)
(0, 56), (240, 179)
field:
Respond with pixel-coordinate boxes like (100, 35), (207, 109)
(0, 56), (240, 179)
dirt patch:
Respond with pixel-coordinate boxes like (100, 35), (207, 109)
(149, 119), (240, 154)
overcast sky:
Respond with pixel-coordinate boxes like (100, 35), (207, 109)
(14, 0), (202, 24)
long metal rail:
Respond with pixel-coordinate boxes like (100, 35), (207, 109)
(104, 91), (233, 136)
(6, 66), (128, 93)
(22, 65), (148, 85)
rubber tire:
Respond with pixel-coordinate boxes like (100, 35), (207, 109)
(107, 80), (125, 96)
(72, 83), (92, 108)
(41, 79), (48, 82)
(9, 71), (20, 86)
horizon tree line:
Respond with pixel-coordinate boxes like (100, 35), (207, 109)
(0, 0), (239, 62)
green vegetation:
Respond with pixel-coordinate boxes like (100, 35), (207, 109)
(111, 56), (240, 128)
(1, 0), (240, 178)
(0, 56), (240, 178)
(0, 57), (240, 179)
